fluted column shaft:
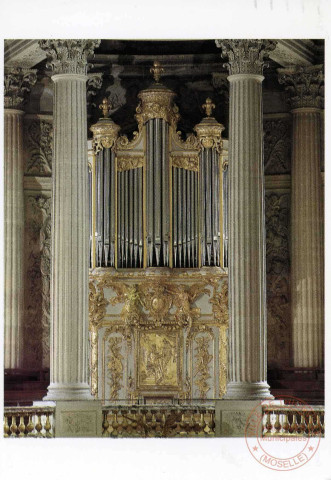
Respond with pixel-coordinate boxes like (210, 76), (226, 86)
(291, 108), (323, 367)
(4, 109), (24, 369)
(45, 73), (92, 399)
(225, 74), (272, 399)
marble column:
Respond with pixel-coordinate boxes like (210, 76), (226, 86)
(4, 68), (36, 369)
(39, 40), (100, 400)
(216, 40), (275, 399)
(279, 66), (324, 368)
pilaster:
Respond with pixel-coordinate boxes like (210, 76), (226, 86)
(4, 67), (37, 369)
(278, 65), (324, 368)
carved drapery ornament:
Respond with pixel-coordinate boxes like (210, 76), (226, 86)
(215, 39), (277, 76)
(38, 39), (101, 75)
(4, 67), (37, 109)
(278, 65), (324, 110)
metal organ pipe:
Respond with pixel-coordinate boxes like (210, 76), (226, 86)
(146, 118), (170, 267)
(200, 147), (221, 267)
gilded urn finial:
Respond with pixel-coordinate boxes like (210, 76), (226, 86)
(150, 61), (164, 83)
(99, 97), (112, 118)
(202, 98), (216, 117)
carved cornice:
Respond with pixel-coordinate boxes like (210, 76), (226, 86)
(90, 99), (121, 153)
(215, 39), (277, 76)
(194, 118), (224, 151)
(38, 39), (101, 75)
(135, 85), (180, 128)
(4, 67), (37, 109)
(278, 65), (324, 110)
(194, 99), (225, 151)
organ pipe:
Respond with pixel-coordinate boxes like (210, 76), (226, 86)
(90, 68), (228, 270)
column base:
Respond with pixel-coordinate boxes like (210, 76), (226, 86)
(224, 381), (274, 400)
(43, 382), (94, 401)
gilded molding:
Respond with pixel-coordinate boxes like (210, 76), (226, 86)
(4, 67), (37, 109)
(215, 39), (277, 76)
(171, 154), (199, 172)
(278, 65), (324, 109)
(39, 39), (101, 75)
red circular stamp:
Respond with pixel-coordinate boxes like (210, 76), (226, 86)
(245, 395), (322, 471)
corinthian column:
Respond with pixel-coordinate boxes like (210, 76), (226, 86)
(279, 66), (324, 368)
(39, 40), (100, 400)
(215, 40), (275, 399)
(4, 68), (36, 369)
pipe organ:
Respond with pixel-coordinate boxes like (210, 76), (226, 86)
(88, 63), (229, 404)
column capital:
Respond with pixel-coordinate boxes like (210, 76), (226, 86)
(38, 39), (101, 75)
(278, 65), (324, 110)
(4, 67), (37, 109)
(215, 39), (277, 76)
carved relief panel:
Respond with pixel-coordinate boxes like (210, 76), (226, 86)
(264, 117), (291, 175)
(23, 194), (51, 368)
(24, 117), (53, 176)
(89, 270), (228, 403)
(265, 192), (291, 367)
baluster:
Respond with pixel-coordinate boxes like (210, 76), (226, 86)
(299, 414), (307, 435)
(4, 415), (10, 437)
(274, 413), (281, 434)
(265, 412), (272, 435)
(315, 414), (322, 435)
(283, 413), (290, 435)
(10, 415), (18, 437)
(44, 413), (52, 438)
(18, 415), (26, 437)
(290, 412), (299, 435)
(307, 413), (314, 436)
(26, 414), (35, 436)
(35, 414), (43, 437)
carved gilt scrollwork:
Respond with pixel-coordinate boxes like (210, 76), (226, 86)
(171, 154), (199, 172)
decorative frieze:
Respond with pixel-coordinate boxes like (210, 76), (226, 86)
(39, 39), (101, 75)
(215, 39), (276, 76)
(278, 65), (324, 110)
(4, 67), (37, 109)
